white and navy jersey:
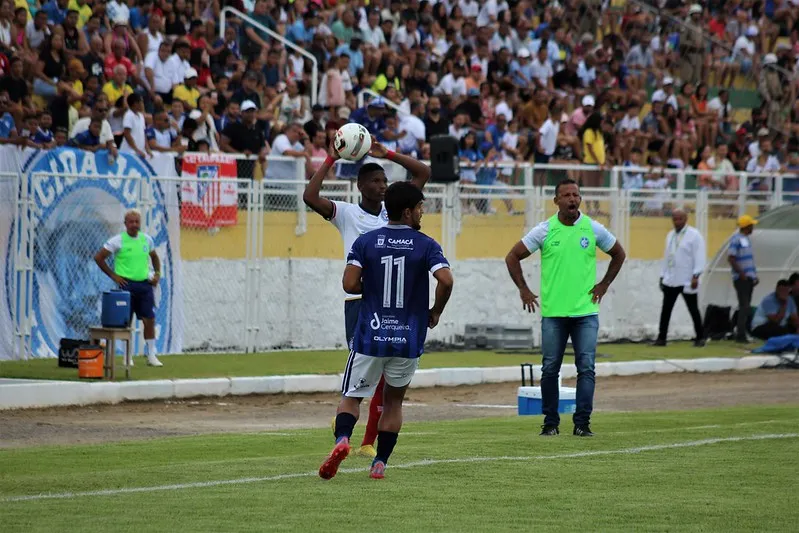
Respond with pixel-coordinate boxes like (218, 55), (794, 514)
(347, 225), (449, 359)
(329, 200), (389, 299)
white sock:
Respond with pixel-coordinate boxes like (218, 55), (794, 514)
(146, 339), (157, 357)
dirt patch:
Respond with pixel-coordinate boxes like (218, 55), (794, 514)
(0, 370), (796, 448)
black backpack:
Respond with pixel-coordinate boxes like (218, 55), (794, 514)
(703, 305), (732, 341)
(58, 338), (89, 368)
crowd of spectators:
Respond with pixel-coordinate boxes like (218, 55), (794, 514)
(0, 0), (798, 201)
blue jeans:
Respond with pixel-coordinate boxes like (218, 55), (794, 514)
(541, 315), (599, 427)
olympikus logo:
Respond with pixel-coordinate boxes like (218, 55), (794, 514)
(388, 238), (413, 245)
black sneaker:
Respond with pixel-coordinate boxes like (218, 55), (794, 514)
(573, 425), (594, 437)
(539, 425), (559, 436)
(693, 338), (706, 347)
(651, 339), (667, 346)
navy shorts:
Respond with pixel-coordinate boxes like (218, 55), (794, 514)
(125, 280), (155, 320)
(344, 299), (361, 350)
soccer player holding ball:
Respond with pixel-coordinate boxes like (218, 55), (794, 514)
(303, 125), (431, 458)
(317, 181), (453, 480)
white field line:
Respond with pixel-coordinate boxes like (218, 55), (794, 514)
(453, 404), (517, 409)
(605, 419), (794, 436)
(3, 433), (796, 503)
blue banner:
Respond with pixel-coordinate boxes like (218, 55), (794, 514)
(1, 147), (183, 359)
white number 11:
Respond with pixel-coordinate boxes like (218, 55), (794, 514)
(380, 255), (405, 309)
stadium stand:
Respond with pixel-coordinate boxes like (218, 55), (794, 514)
(1, 0), (798, 180)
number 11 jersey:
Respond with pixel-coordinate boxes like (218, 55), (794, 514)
(346, 225), (450, 359)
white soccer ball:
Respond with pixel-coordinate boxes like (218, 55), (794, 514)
(334, 123), (372, 161)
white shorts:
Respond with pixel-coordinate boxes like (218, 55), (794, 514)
(341, 352), (420, 398)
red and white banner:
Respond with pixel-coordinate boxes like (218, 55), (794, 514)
(180, 153), (239, 228)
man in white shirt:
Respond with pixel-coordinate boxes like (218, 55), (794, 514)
(459, 0), (479, 19)
(530, 47), (554, 90)
(651, 77), (678, 109)
(435, 62), (467, 99)
(120, 93), (150, 158)
(70, 98), (118, 159)
(266, 123), (309, 181)
(145, 41), (174, 103)
(165, 41), (191, 90)
(397, 102), (426, 156)
(536, 99), (560, 162)
(654, 209), (706, 346)
(390, 14), (421, 53)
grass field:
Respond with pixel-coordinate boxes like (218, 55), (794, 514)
(1, 405), (797, 532)
(0, 340), (759, 381)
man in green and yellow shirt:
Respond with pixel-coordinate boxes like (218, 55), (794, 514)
(506, 179), (625, 437)
(94, 209), (163, 367)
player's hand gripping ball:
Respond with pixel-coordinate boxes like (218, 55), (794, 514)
(334, 123), (372, 161)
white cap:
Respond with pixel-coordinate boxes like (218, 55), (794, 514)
(662, 76), (674, 85)
(582, 95), (595, 107)
(651, 92), (666, 103)
(184, 67), (198, 80)
(746, 25), (759, 37)
(241, 100), (258, 112)
(763, 53), (778, 65)
(689, 4), (702, 15)
(517, 48), (531, 58)
(113, 16), (129, 26)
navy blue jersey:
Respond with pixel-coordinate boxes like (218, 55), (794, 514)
(347, 225), (449, 358)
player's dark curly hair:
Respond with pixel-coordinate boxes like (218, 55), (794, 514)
(385, 182), (424, 222)
(357, 162), (385, 181)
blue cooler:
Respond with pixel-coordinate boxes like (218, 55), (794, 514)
(101, 290), (131, 328)
(517, 363), (577, 415)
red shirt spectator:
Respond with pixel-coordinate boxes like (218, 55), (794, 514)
(0, 52), (9, 77)
(189, 36), (208, 51)
(104, 51), (136, 79)
(708, 16), (726, 40)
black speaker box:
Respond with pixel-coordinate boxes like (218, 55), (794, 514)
(429, 135), (460, 183)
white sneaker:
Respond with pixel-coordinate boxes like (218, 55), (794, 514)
(146, 354), (163, 367)
(128, 356), (134, 367)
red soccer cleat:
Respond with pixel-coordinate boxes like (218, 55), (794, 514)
(369, 460), (386, 479)
(318, 438), (351, 480)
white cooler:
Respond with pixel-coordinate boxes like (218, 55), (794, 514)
(517, 386), (577, 416)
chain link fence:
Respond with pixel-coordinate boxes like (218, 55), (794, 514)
(0, 173), (18, 358)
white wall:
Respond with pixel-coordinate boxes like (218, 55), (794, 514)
(182, 258), (698, 352)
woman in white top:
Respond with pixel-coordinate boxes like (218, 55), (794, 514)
(0, 0), (13, 49)
(188, 94), (219, 151)
(276, 80), (306, 126)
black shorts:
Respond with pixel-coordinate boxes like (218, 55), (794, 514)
(344, 298), (361, 350)
(125, 279), (155, 320)
(534, 152), (552, 164)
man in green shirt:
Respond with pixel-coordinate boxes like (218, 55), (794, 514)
(505, 179), (626, 436)
(94, 209), (163, 367)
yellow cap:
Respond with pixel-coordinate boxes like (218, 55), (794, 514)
(737, 214), (759, 228)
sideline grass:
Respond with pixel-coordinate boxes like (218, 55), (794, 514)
(0, 340), (760, 381)
(1, 405), (797, 532)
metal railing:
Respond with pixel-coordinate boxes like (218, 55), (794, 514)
(356, 89), (408, 115)
(220, 7), (319, 106)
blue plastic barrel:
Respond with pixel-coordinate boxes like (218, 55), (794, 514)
(101, 290), (131, 328)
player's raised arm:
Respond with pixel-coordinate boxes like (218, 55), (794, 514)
(303, 140), (339, 219)
(505, 240), (539, 313)
(368, 136), (431, 190)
